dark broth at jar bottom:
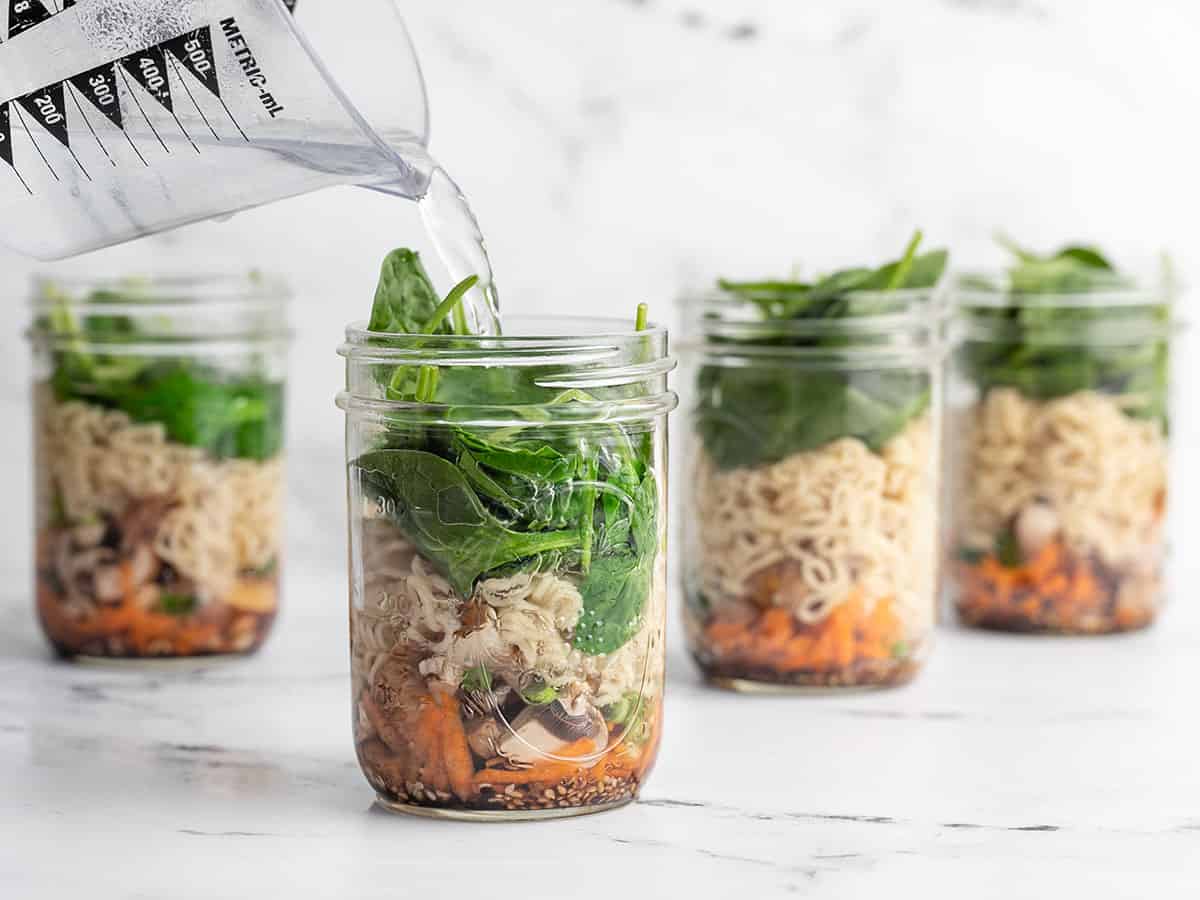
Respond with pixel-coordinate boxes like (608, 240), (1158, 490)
(691, 591), (924, 688)
(352, 643), (662, 814)
(954, 545), (1158, 634)
(37, 560), (279, 658)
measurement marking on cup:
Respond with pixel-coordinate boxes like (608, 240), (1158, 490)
(14, 81), (93, 178)
(120, 46), (199, 154)
(2, 18), (267, 187)
(10, 102), (59, 182)
(117, 65), (169, 154)
(5, 162), (33, 194)
(66, 84), (116, 167)
(166, 52), (220, 142)
(0, 101), (32, 193)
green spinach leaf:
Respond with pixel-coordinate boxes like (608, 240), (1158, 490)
(356, 249), (661, 656)
(368, 249), (452, 335)
(572, 551), (652, 655)
(960, 239), (1169, 422)
(357, 448), (582, 597)
(43, 285), (285, 462)
(699, 232), (945, 470)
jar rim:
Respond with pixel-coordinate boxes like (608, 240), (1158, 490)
(28, 272), (292, 348)
(680, 286), (945, 366)
(341, 314), (668, 353)
(31, 272), (289, 308)
(952, 271), (1183, 344)
(338, 314), (678, 423)
(340, 314), (673, 372)
(952, 269), (1179, 309)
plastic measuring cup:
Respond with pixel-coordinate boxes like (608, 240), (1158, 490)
(0, 0), (433, 259)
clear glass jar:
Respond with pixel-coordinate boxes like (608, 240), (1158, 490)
(28, 275), (290, 660)
(948, 275), (1175, 634)
(681, 290), (942, 690)
(338, 316), (677, 820)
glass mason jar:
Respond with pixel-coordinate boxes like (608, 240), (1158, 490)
(681, 289), (943, 690)
(338, 316), (677, 820)
(28, 275), (290, 660)
(948, 275), (1175, 634)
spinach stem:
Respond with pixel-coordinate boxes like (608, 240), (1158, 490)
(578, 449), (597, 574)
(415, 365), (439, 402)
(423, 275), (480, 335)
(885, 230), (923, 291)
(391, 274), (479, 402)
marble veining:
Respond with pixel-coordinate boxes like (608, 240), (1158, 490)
(4, 562), (1200, 896)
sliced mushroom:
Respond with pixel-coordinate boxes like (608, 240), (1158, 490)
(92, 565), (125, 603)
(1015, 501), (1061, 559)
(742, 561), (803, 610)
(370, 650), (426, 716)
(494, 698), (606, 766)
(55, 542), (119, 605)
(118, 496), (174, 552)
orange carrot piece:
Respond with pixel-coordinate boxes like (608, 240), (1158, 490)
(777, 635), (818, 669)
(473, 737), (600, 786)
(434, 688), (476, 801)
(1025, 542), (1061, 582)
(757, 607), (795, 644)
(829, 604), (857, 668)
(409, 695), (449, 792)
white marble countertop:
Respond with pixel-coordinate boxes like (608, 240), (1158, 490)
(3, 564), (1199, 898)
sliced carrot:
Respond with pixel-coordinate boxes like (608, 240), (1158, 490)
(829, 602), (857, 668)
(777, 635), (818, 669)
(956, 536), (1126, 630)
(1025, 541), (1061, 582)
(473, 737), (600, 786)
(703, 585), (912, 676)
(757, 607), (795, 646)
(413, 694), (450, 793)
(433, 687), (476, 801)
